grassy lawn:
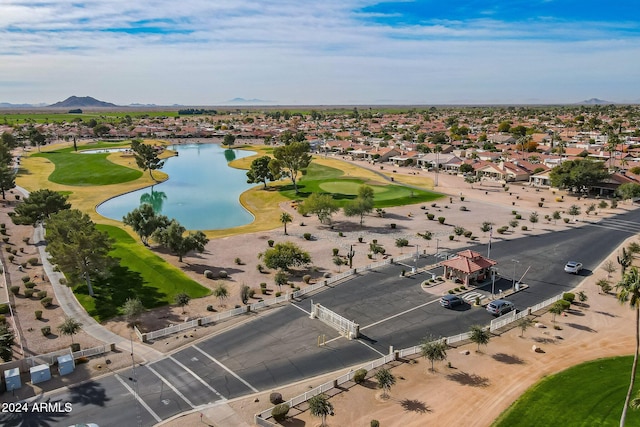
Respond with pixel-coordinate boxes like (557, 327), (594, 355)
(33, 145), (142, 186)
(278, 162), (441, 207)
(74, 224), (210, 322)
(493, 356), (640, 427)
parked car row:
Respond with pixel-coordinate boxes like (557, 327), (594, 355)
(440, 294), (516, 317)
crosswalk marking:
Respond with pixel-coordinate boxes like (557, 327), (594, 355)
(462, 291), (483, 302)
(583, 218), (640, 234)
(115, 374), (163, 423)
(168, 356), (227, 401)
(192, 345), (259, 393)
(146, 364), (196, 408)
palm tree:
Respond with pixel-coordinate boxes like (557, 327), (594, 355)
(469, 325), (490, 352)
(616, 266), (640, 426)
(213, 282), (229, 306)
(420, 337), (447, 372)
(280, 212), (292, 235)
(57, 317), (82, 344)
(308, 393), (333, 427)
(518, 317), (533, 337)
(374, 367), (396, 398)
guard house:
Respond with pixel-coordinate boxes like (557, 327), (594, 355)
(440, 249), (497, 286)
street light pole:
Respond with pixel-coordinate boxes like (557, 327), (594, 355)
(512, 259), (519, 288)
(491, 268), (496, 299)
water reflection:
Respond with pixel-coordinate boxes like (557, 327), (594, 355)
(224, 149), (236, 162)
(140, 187), (167, 213)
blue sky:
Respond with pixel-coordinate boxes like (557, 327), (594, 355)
(1, 0), (638, 105)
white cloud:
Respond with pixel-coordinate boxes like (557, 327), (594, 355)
(0, 0), (638, 104)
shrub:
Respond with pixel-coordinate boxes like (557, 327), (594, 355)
(9, 285), (19, 295)
(11, 249), (16, 255)
(260, 282), (267, 289)
(563, 217), (570, 223)
(338, 231), (344, 237)
(37, 290), (47, 299)
(371, 420), (380, 427)
(454, 287), (460, 292)
(538, 202), (544, 207)
(427, 213), (435, 220)
(248, 289), (256, 299)
(41, 326), (51, 336)
(563, 292), (575, 303)
(332, 248), (339, 256)
(448, 289), (454, 294)
(512, 210), (517, 215)
(256, 264), (264, 273)
(358, 236), (364, 243)
(267, 239), (274, 247)
(21, 275), (30, 283)
(24, 281), (36, 289)
(204, 270), (214, 279)
(303, 233), (312, 240)
(463, 230), (473, 238)
(24, 289), (34, 298)
(303, 274), (311, 284)
(0, 303), (8, 314)
(0, 314), (6, 324)
(7, 255), (14, 263)
(234, 257), (242, 265)
(275, 291), (282, 297)
(35, 310), (42, 320)
(270, 392), (283, 405)
(20, 262), (27, 268)
(460, 206), (468, 211)
(272, 403), (290, 422)
(23, 237), (30, 244)
(521, 225), (528, 231)
(4, 246), (11, 252)
(390, 223), (396, 229)
(556, 197), (563, 202)
(354, 368), (368, 384)
(438, 217), (445, 224)
(515, 214), (522, 220)
(497, 226), (509, 234)
(449, 235), (454, 241)
(59, 278), (67, 285)
(558, 299), (571, 310)
(460, 196), (465, 201)
(206, 305), (215, 312)
(218, 270), (228, 278)
(40, 297), (53, 307)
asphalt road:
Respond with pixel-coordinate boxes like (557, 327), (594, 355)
(4, 208), (639, 427)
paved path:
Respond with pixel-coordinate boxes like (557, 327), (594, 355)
(19, 185), (163, 363)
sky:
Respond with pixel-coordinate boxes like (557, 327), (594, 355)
(1, 0), (639, 106)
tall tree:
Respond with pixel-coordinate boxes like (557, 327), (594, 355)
(375, 368), (396, 398)
(420, 337), (448, 372)
(223, 133), (236, 148)
(152, 219), (209, 262)
(57, 317), (82, 344)
(130, 139), (164, 181)
(0, 164), (16, 199)
(549, 159), (609, 193)
(617, 183), (640, 202)
(123, 203), (170, 245)
(46, 209), (114, 297)
(0, 323), (15, 362)
(617, 267), (640, 427)
(280, 212), (292, 235)
(11, 189), (71, 226)
(261, 241), (311, 271)
(343, 185), (375, 225)
(308, 394), (334, 427)
(122, 297), (144, 327)
(1, 132), (17, 149)
(246, 156), (280, 189)
(273, 141), (312, 193)
(298, 193), (340, 225)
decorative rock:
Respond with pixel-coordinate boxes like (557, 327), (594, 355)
(535, 323), (546, 328)
(460, 350), (470, 355)
(532, 345), (538, 352)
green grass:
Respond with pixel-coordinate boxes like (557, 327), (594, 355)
(74, 225), (209, 321)
(493, 356), (640, 427)
(33, 144), (142, 186)
(0, 111), (180, 124)
(278, 162), (440, 207)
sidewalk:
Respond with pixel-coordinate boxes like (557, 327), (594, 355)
(17, 185), (163, 364)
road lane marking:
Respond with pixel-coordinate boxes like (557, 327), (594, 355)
(192, 345), (259, 393)
(146, 364), (196, 408)
(168, 356), (227, 401)
(115, 374), (162, 423)
(360, 299), (437, 331)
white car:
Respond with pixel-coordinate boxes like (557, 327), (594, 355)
(564, 261), (583, 274)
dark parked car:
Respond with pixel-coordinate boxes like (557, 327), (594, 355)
(440, 294), (464, 308)
(486, 299), (515, 316)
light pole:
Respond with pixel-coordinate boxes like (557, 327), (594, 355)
(435, 238), (440, 256)
(414, 245), (419, 273)
(491, 268), (496, 299)
(512, 259), (520, 288)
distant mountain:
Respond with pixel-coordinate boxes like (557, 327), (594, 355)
(129, 103), (158, 107)
(577, 98), (612, 105)
(227, 97), (270, 104)
(0, 102), (48, 108)
(48, 96), (117, 108)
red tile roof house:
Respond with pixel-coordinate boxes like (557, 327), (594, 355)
(441, 250), (497, 287)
